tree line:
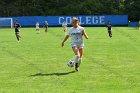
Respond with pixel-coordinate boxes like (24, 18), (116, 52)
(0, 0), (139, 21)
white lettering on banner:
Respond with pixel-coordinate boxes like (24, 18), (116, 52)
(58, 16), (106, 25)
(59, 17), (64, 24)
(66, 17), (72, 24)
(86, 16), (91, 24)
(79, 16), (84, 24)
(100, 16), (105, 24)
(92, 16), (98, 24)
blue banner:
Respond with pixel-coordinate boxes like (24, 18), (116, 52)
(129, 22), (139, 27)
(2, 15), (128, 27)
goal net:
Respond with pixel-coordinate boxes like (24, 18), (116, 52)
(0, 18), (13, 28)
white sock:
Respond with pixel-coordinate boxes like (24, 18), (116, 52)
(74, 55), (80, 63)
(79, 58), (82, 63)
(78, 58), (82, 66)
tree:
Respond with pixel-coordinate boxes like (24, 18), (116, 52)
(0, 0), (139, 21)
(124, 0), (140, 21)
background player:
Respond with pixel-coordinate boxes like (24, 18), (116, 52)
(62, 21), (67, 35)
(14, 20), (21, 42)
(36, 22), (40, 33)
(44, 21), (48, 32)
(107, 20), (112, 38)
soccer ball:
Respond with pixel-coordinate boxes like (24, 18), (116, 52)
(67, 60), (75, 67)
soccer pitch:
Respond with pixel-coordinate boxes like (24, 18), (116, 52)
(0, 27), (140, 93)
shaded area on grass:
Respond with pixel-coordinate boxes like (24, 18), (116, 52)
(30, 71), (76, 77)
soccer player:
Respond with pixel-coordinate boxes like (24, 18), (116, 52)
(44, 21), (48, 32)
(107, 21), (112, 38)
(61, 18), (88, 71)
(14, 20), (21, 42)
(36, 22), (40, 33)
(128, 20), (130, 27)
(62, 21), (67, 34)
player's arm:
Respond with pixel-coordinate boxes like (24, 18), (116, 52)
(61, 35), (69, 47)
(82, 29), (88, 39)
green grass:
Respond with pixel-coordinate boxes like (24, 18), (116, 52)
(0, 27), (140, 93)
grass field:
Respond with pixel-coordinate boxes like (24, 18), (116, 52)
(0, 27), (140, 93)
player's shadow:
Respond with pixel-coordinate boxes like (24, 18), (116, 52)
(30, 71), (76, 77)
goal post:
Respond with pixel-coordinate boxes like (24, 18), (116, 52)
(0, 18), (13, 28)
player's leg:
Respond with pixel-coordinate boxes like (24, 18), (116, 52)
(77, 48), (83, 67)
(19, 34), (21, 38)
(36, 29), (38, 32)
(72, 46), (80, 57)
(63, 27), (66, 32)
(64, 29), (67, 36)
(109, 31), (112, 37)
(36, 28), (40, 33)
(63, 28), (66, 36)
(15, 33), (19, 41)
(72, 46), (80, 71)
(17, 30), (21, 38)
(110, 31), (112, 37)
(108, 31), (110, 37)
(18, 33), (21, 38)
(17, 33), (21, 39)
(108, 31), (111, 38)
(79, 48), (83, 58)
(47, 27), (48, 32)
(45, 27), (47, 32)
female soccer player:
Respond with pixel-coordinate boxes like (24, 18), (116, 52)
(107, 21), (112, 38)
(14, 20), (21, 42)
(44, 21), (48, 32)
(61, 18), (88, 71)
(36, 22), (40, 33)
(62, 21), (67, 35)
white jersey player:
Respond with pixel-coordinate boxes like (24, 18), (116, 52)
(62, 21), (67, 33)
(36, 22), (40, 33)
(61, 18), (88, 71)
